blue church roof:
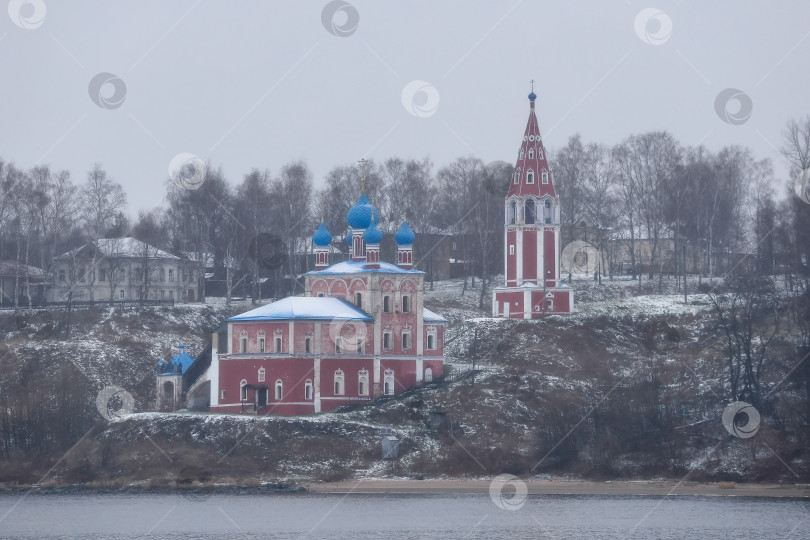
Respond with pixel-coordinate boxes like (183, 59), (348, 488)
(363, 218), (383, 244)
(158, 345), (195, 375)
(395, 221), (415, 246)
(346, 194), (377, 229)
(312, 221), (332, 247)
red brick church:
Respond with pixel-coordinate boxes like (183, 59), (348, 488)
(209, 179), (446, 414)
(492, 90), (574, 317)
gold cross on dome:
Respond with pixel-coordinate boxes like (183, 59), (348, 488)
(358, 158), (367, 193)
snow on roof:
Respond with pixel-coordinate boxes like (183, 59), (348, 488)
(0, 261), (45, 279)
(56, 238), (179, 260)
(305, 259), (423, 276)
(423, 307), (448, 323)
(226, 296), (374, 322)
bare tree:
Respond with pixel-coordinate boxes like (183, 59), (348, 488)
(708, 273), (783, 408)
(614, 132), (681, 290)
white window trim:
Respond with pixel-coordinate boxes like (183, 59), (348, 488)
(334, 369), (345, 395)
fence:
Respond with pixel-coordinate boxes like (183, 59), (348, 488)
(0, 298), (175, 311)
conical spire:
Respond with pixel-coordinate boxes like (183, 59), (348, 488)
(507, 89), (555, 198)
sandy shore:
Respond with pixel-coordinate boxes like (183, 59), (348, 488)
(306, 479), (810, 498)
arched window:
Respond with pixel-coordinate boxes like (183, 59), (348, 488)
(509, 201), (516, 224)
(258, 367), (266, 382)
(384, 369), (395, 395)
(427, 332), (435, 350)
(355, 292), (362, 308)
(240, 332), (247, 354)
(525, 199), (536, 224)
(240, 379), (248, 401)
(541, 169), (549, 184)
(513, 167), (521, 184)
(425, 367), (433, 382)
(275, 336), (282, 353)
(528, 148), (534, 159)
(358, 369), (369, 396)
(304, 379), (313, 400)
(383, 295), (391, 313)
(258, 337), (265, 353)
(545, 200), (552, 223)
(334, 369), (345, 395)
(538, 147), (544, 159)
(305, 337), (312, 353)
(275, 379), (283, 400)
(519, 148), (524, 159)
(527, 170), (535, 184)
(402, 295), (410, 313)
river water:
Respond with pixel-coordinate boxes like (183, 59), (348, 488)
(0, 493), (805, 539)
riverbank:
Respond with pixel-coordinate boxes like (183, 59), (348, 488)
(306, 479), (810, 498)
(1, 479), (807, 499)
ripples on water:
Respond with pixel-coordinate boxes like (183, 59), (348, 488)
(0, 493), (806, 539)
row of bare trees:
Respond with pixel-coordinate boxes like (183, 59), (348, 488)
(1, 116), (808, 306)
(554, 118), (809, 292)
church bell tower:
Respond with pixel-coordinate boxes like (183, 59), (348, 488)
(492, 87), (574, 318)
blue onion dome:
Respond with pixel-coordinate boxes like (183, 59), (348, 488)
(395, 220), (415, 246)
(312, 221), (332, 247)
(528, 91), (537, 102)
(363, 215), (383, 245)
(346, 193), (378, 229)
(345, 229), (352, 245)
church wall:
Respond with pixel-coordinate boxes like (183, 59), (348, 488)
(506, 229), (517, 285)
(380, 359), (417, 394)
(494, 290), (524, 318)
(543, 229), (556, 286)
(423, 325), (444, 356)
(522, 229), (537, 282)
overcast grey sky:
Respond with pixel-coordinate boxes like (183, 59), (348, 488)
(1, 0), (808, 212)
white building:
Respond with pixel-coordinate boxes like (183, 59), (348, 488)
(49, 238), (201, 302)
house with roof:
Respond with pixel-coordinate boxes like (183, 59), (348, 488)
(208, 175), (447, 415)
(49, 237), (202, 303)
(0, 260), (46, 307)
